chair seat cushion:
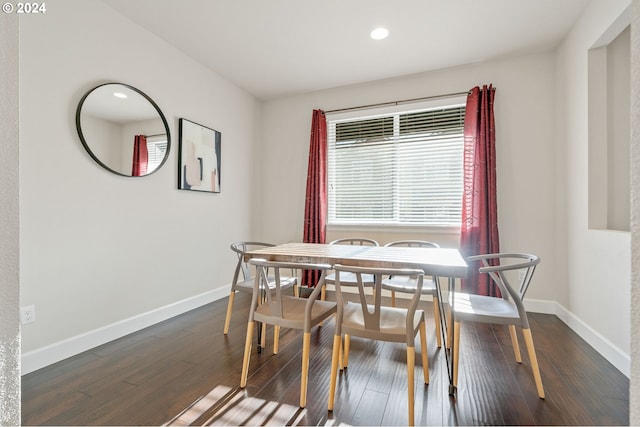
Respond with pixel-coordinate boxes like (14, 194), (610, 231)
(254, 296), (336, 330)
(325, 272), (375, 286)
(340, 302), (424, 343)
(381, 275), (437, 295)
(450, 292), (520, 325)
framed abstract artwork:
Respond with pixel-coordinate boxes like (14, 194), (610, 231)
(178, 118), (221, 193)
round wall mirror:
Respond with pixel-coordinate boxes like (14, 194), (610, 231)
(76, 83), (171, 177)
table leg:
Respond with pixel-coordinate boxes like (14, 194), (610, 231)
(256, 285), (266, 353)
(256, 321), (262, 353)
(436, 276), (456, 395)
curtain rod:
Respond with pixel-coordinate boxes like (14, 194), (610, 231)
(144, 133), (165, 138)
(323, 91), (469, 114)
(323, 87), (495, 115)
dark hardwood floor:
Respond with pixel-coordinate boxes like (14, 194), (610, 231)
(22, 292), (629, 426)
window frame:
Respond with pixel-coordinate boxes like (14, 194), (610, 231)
(326, 95), (466, 232)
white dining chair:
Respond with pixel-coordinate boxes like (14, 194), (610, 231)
(240, 259), (336, 408)
(381, 240), (443, 347)
(323, 238), (379, 299)
(224, 242), (298, 340)
(451, 253), (545, 398)
(327, 264), (429, 426)
(322, 238), (380, 352)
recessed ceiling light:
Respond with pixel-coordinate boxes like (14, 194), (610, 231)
(113, 92), (127, 99)
(370, 27), (389, 40)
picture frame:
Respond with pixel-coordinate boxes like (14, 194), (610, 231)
(178, 118), (221, 193)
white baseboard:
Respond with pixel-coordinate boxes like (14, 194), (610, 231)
(525, 298), (630, 377)
(21, 285), (231, 375)
(21, 288), (630, 379)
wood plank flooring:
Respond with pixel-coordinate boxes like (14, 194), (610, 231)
(22, 292), (629, 425)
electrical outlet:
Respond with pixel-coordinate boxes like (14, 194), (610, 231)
(21, 305), (36, 325)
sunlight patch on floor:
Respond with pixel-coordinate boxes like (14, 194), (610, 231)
(164, 385), (310, 426)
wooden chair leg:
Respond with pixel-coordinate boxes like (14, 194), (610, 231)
(522, 328), (545, 399)
(273, 325), (280, 354)
(223, 292), (235, 335)
(453, 321), (461, 387)
(343, 334), (351, 368)
(294, 284), (299, 298)
(338, 335), (344, 370)
(509, 324), (522, 363)
(240, 321), (254, 388)
(406, 346), (415, 427)
(300, 332), (311, 408)
(433, 297), (442, 348)
(261, 322), (267, 348)
(328, 334), (341, 411)
(419, 320), (429, 384)
(391, 290), (396, 307)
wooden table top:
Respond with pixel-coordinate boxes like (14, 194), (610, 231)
(245, 242), (468, 278)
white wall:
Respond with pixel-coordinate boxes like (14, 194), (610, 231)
(0, 11), (21, 427)
(260, 52), (559, 304)
(19, 0), (259, 370)
(556, 0), (631, 367)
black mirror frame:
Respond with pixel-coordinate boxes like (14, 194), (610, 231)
(75, 82), (171, 177)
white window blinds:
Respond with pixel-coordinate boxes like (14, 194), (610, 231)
(327, 97), (465, 227)
(146, 135), (168, 173)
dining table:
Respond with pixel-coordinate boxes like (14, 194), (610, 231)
(244, 242), (467, 276)
(244, 241), (469, 395)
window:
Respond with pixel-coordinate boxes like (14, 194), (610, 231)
(146, 135), (168, 173)
(327, 97), (466, 227)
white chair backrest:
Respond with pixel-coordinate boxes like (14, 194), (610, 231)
(333, 264), (424, 344)
(248, 258), (332, 326)
(230, 241), (275, 282)
(468, 253), (540, 325)
(330, 238), (379, 246)
(384, 240), (440, 280)
(384, 240), (439, 248)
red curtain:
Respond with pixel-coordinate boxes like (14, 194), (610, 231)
(132, 135), (148, 176)
(302, 110), (327, 287)
(460, 85), (500, 296)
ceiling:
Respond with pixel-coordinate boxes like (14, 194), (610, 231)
(101, 0), (591, 100)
